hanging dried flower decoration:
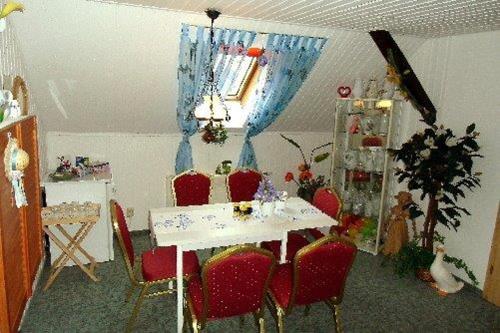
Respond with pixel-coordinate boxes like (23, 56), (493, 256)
(201, 121), (228, 145)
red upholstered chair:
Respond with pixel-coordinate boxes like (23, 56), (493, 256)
(267, 235), (357, 333)
(308, 187), (343, 240)
(261, 233), (310, 262)
(227, 168), (262, 202)
(110, 200), (200, 332)
(185, 245), (276, 333)
(172, 170), (211, 206)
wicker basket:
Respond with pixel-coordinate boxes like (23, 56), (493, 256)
(416, 268), (435, 282)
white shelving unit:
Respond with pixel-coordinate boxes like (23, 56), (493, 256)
(330, 98), (402, 255)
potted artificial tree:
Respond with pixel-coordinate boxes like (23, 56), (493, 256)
(391, 123), (482, 285)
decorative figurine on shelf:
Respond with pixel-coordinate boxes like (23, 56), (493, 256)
(430, 245), (464, 296)
(3, 99), (21, 121)
(0, 90), (21, 122)
(365, 78), (379, 99)
(348, 115), (361, 134)
(337, 86), (351, 98)
(383, 191), (415, 256)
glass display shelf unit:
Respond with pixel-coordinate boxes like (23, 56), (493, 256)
(330, 98), (402, 255)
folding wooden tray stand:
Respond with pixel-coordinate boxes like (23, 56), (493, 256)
(41, 202), (101, 290)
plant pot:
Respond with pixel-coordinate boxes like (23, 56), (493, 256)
(416, 268), (435, 283)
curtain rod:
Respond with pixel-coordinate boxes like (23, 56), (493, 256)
(186, 24), (328, 40)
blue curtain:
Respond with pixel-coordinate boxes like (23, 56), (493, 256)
(238, 34), (327, 169)
(175, 24), (256, 174)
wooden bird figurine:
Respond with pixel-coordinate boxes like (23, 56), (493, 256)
(430, 245), (464, 296)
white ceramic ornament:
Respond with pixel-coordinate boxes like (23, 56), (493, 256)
(352, 78), (364, 99)
(3, 99), (21, 120)
(430, 245), (464, 295)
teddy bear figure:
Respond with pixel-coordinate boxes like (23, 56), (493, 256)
(383, 191), (414, 256)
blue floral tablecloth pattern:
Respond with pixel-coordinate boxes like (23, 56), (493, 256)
(153, 200), (324, 233)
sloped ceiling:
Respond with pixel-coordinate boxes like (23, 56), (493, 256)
(106, 0), (500, 38)
(13, 0), (427, 133)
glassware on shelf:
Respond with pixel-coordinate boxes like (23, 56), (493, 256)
(359, 149), (374, 172)
(378, 109), (389, 136)
(365, 78), (379, 99)
(373, 149), (385, 173)
(368, 175), (381, 218)
(343, 150), (358, 170)
(342, 173), (354, 213)
(352, 78), (364, 99)
(351, 188), (364, 216)
(360, 114), (377, 135)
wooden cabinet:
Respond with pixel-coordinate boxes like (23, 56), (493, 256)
(0, 116), (43, 333)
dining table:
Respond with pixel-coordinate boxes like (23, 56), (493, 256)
(149, 197), (338, 333)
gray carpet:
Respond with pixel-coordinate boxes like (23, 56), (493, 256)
(21, 232), (499, 333)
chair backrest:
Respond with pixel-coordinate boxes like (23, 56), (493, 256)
(199, 246), (275, 324)
(227, 169), (262, 202)
(290, 235), (356, 308)
(313, 187), (342, 220)
(172, 170), (211, 206)
(110, 200), (136, 282)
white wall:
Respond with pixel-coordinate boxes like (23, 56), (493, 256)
(13, 0), (425, 135)
(408, 30), (500, 289)
(45, 131), (332, 230)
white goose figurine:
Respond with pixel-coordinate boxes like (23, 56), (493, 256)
(430, 245), (464, 295)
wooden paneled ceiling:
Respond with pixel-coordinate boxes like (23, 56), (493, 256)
(99, 0), (500, 38)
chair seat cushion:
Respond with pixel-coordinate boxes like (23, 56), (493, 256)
(261, 233), (310, 261)
(141, 246), (200, 282)
(269, 263), (293, 308)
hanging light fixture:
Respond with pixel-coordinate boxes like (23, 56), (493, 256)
(196, 9), (231, 144)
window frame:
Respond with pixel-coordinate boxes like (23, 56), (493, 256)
(225, 57), (258, 101)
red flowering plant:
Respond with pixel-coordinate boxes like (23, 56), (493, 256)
(281, 134), (332, 202)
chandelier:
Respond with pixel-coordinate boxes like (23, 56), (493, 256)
(196, 9), (231, 144)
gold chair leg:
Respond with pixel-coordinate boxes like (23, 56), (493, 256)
(126, 284), (137, 302)
(192, 322), (200, 333)
(277, 309), (285, 333)
(126, 284), (150, 333)
(333, 304), (342, 333)
(253, 311), (266, 333)
(304, 304), (311, 316)
(258, 317), (265, 333)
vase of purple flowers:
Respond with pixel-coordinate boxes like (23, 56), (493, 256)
(254, 176), (282, 216)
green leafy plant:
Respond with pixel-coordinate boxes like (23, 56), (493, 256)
(392, 123), (482, 251)
(392, 232), (478, 286)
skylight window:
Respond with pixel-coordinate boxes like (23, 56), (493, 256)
(208, 52), (261, 128)
(224, 56), (257, 100)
